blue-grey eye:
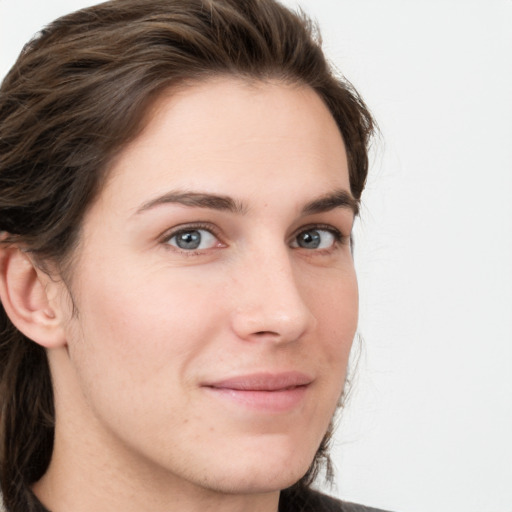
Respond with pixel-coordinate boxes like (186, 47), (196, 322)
(167, 229), (217, 250)
(292, 229), (336, 249)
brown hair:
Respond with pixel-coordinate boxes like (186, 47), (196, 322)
(0, 0), (374, 510)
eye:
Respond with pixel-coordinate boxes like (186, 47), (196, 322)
(166, 228), (219, 251)
(291, 228), (338, 250)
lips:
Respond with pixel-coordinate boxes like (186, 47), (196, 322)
(205, 372), (312, 391)
(202, 372), (313, 412)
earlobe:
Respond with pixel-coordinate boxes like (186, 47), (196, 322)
(0, 245), (67, 348)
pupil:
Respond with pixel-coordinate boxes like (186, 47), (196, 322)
(176, 231), (201, 249)
(298, 230), (320, 249)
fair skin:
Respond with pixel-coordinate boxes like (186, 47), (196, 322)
(0, 78), (358, 512)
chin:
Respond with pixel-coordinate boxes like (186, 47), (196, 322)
(207, 467), (306, 495)
(200, 440), (317, 495)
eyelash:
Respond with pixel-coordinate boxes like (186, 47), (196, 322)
(291, 223), (347, 249)
(160, 222), (224, 255)
(160, 222), (348, 255)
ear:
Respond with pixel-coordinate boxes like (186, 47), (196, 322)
(0, 245), (67, 348)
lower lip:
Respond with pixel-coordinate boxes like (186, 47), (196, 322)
(204, 385), (309, 413)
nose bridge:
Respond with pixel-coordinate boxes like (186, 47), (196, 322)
(230, 240), (314, 342)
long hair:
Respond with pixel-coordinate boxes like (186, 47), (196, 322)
(0, 1), (375, 510)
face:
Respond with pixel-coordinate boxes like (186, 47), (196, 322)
(52, 78), (358, 497)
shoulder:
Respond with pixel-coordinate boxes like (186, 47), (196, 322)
(309, 489), (394, 512)
(280, 487), (395, 512)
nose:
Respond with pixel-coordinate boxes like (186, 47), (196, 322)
(229, 246), (316, 344)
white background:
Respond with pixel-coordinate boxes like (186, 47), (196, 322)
(1, 1), (511, 512)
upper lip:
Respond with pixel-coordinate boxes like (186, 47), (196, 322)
(203, 372), (313, 391)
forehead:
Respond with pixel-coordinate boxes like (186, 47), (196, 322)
(98, 77), (350, 214)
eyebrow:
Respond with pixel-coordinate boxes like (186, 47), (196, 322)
(301, 189), (358, 216)
(135, 188), (358, 216)
(136, 191), (248, 215)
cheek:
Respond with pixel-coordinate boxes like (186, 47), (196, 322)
(66, 262), (225, 399)
(307, 266), (358, 349)
(313, 272), (358, 405)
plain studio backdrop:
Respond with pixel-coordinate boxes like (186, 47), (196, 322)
(1, 1), (511, 512)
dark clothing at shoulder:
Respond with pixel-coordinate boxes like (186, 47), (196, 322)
(323, 494), (392, 512)
(279, 486), (393, 512)
(303, 489), (393, 512)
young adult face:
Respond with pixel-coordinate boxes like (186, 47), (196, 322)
(39, 78), (358, 507)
